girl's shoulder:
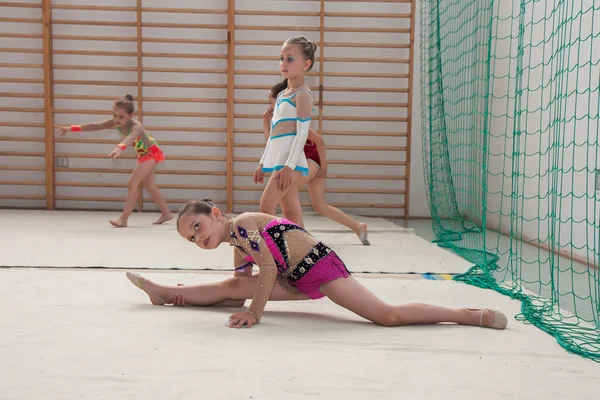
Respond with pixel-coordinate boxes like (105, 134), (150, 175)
(232, 212), (276, 229)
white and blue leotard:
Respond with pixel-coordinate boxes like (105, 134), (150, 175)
(259, 85), (313, 176)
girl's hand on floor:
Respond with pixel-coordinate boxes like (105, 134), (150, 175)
(171, 294), (187, 306)
(228, 311), (259, 328)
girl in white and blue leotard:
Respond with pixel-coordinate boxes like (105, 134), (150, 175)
(253, 36), (317, 223)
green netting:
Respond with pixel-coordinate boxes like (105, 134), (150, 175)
(420, 0), (600, 361)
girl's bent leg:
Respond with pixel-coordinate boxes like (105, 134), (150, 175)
(320, 276), (507, 328)
(308, 177), (368, 243)
(110, 160), (157, 227)
(259, 168), (302, 216)
(141, 168), (173, 224)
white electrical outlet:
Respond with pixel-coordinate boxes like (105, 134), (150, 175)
(56, 157), (68, 168)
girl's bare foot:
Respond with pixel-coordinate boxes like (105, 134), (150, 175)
(110, 217), (127, 227)
(356, 222), (370, 245)
(152, 213), (173, 225)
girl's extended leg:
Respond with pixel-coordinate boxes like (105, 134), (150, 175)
(141, 168), (173, 225)
(259, 168), (302, 215)
(110, 160), (157, 227)
(320, 276), (507, 328)
(128, 272), (310, 306)
(308, 176), (369, 244)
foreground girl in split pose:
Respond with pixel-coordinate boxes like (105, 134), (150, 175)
(55, 94), (172, 227)
(126, 198), (508, 330)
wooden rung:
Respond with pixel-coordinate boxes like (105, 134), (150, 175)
(143, 38), (228, 45)
(52, 35), (136, 42)
(325, 12), (411, 18)
(325, 86), (409, 93)
(54, 167), (227, 176)
(325, 57), (410, 63)
(53, 79), (136, 86)
(234, 171), (405, 180)
(55, 138), (226, 147)
(144, 126), (227, 133)
(55, 109), (227, 118)
(0, 136), (44, 142)
(142, 197), (225, 204)
(0, 2), (41, 8)
(320, 0), (411, 2)
(0, 62), (43, 69)
(235, 25), (320, 32)
(52, 19), (137, 27)
(235, 186), (406, 195)
(0, 107), (44, 113)
(235, 40), (283, 46)
(56, 181), (226, 190)
(0, 194), (45, 200)
(53, 64), (138, 72)
(0, 92), (44, 98)
(0, 47), (43, 54)
(325, 27), (411, 33)
(144, 111), (227, 118)
(0, 122), (45, 127)
(234, 69), (317, 76)
(323, 101), (408, 107)
(143, 96), (227, 103)
(235, 10), (320, 17)
(324, 116), (408, 122)
(141, 7), (227, 14)
(0, 151), (45, 157)
(0, 180), (45, 186)
(235, 200), (404, 209)
(0, 78), (43, 84)
(0, 17), (42, 24)
(54, 152), (226, 162)
(53, 50), (137, 57)
(51, 4), (136, 11)
(143, 67), (227, 74)
(0, 165), (45, 171)
(142, 52), (227, 59)
(235, 84), (318, 91)
(235, 157), (406, 166)
(323, 130), (407, 137)
(324, 71), (409, 78)
(0, 33), (43, 39)
(143, 82), (227, 89)
(235, 143), (406, 152)
(143, 22), (227, 29)
(326, 42), (410, 49)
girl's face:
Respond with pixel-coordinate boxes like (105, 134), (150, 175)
(177, 209), (225, 250)
(268, 92), (276, 107)
(279, 44), (310, 80)
(112, 106), (133, 127)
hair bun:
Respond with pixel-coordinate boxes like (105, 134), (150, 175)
(201, 198), (216, 207)
(124, 94), (134, 101)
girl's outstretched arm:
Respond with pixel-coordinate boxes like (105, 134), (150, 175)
(56, 118), (115, 135)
